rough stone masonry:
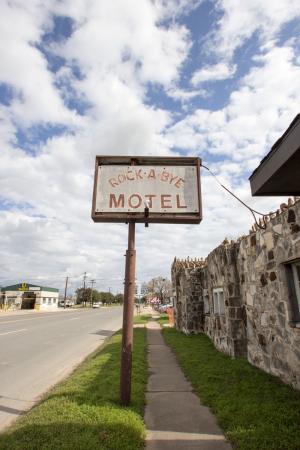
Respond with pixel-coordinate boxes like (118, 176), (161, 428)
(172, 197), (300, 390)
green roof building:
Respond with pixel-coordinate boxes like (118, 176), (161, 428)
(0, 282), (59, 311)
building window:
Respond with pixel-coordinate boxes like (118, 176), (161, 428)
(43, 298), (46, 304)
(48, 298), (52, 305)
(286, 261), (300, 322)
(292, 263), (300, 305)
(213, 288), (225, 315)
(203, 289), (210, 314)
(53, 298), (57, 303)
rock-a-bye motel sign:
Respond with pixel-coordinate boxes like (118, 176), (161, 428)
(92, 156), (202, 224)
(91, 155), (202, 407)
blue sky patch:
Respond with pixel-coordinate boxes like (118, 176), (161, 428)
(0, 199), (33, 211)
(0, 83), (15, 106)
(14, 124), (69, 155)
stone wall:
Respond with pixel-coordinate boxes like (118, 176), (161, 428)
(238, 199), (300, 389)
(205, 241), (247, 357)
(172, 198), (300, 389)
(171, 258), (206, 334)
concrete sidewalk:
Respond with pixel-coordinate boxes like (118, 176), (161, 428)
(144, 320), (232, 450)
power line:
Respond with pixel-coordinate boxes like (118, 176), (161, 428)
(201, 163), (277, 230)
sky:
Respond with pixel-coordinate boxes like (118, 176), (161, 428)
(1, 0), (300, 294)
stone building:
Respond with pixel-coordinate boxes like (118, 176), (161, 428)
(204, 240), (247, 358)
(172, 198), (300, 389)
(172, 258), (206, 334)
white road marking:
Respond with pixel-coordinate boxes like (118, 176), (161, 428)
(0, 329), (27, 337)
(0, 313), (85, 325)
(0, 318), (40, 325)
(69, 317), (79, 321)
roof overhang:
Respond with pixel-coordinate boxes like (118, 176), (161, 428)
(249, 114), (300, 196)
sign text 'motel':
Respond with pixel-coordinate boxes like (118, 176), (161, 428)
(92, 156), (202, 224)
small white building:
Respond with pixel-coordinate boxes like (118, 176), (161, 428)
(0, 283), (59, 311)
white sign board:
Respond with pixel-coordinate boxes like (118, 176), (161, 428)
(96, 165), (199, 213)
(92, 156), (202, 224)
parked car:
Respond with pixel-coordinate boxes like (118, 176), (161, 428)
(158, 303), (173, 313)
(92, 302), (100, 308)
(59, 299), (74, 307)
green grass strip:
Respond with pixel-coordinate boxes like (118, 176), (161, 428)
(162, 328), (300, 450)
(0, 329), (147, 450)
(133, 314), (152, 324)
(158, 313), (169, 326)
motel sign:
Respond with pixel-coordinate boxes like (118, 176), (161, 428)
(91, 155), (202, 406)
(92, 156), (202, 224)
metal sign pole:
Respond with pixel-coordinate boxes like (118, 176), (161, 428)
(120, 220), (136, 406)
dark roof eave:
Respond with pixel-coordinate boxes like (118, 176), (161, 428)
(249, 113), (300, 181)
(249, 114), (300, 196)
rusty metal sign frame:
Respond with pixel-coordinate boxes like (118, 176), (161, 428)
(91, 155), (202, 224)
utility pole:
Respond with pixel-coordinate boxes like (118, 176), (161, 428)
(90, 279), (95, 307)
(120, 220), (136, 406)
(83, 272), (87, 307)
(63, 276), (69, 309)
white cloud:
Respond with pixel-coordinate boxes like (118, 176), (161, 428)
(54, 0), (191, 89)
(154, 0), (204, 21)
(0, 1), (78, 127)
(208, 0), (300, 59)
(166, 43), (300, 163)
(191, 62), (236, 85)
(166, 87), (207, 102)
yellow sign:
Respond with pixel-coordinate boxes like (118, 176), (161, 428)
(18, 283), (28, 291)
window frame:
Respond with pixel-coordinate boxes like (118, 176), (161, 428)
(204, 297), (210, 314)
(285, 260), (300, 323)
(212, 287), (225, 315)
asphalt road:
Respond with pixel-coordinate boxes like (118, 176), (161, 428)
(0, 307), (123, 431)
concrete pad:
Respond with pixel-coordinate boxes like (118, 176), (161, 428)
(148, 346), (178, 367)
(148, 371), (192, 392)
(145, 392), (225, 434)
(148, 330), (165, 345)
(146, 432), (232, 450)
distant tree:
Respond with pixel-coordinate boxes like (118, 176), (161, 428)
(76, 287), (92, 306)
(141, 282), (148, 296)
(147, 277), (172, 303)
(93, 290), (102, 302)
(98, 291), (114, 305)
(114, 293), (124, 304)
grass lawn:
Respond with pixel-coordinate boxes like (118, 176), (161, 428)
(162, 328), (300, 450)
(158, 313), (169, 326)
(0, 329), (147, 450)
(133, 314), (152, 324)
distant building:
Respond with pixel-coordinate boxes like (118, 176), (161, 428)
(0, 283), (59, 311)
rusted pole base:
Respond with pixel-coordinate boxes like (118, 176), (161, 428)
(120, 221), (136, 406)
